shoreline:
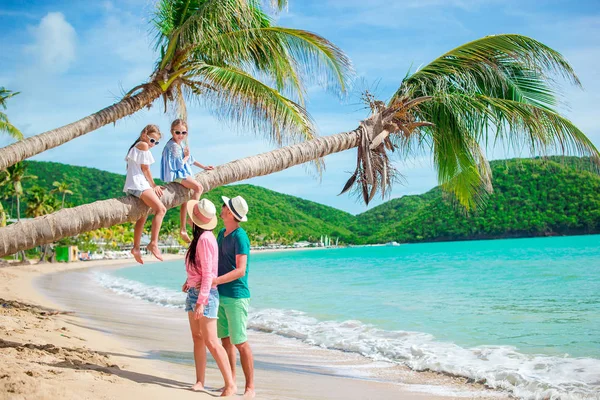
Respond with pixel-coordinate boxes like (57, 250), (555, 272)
(1, 256), (508, 399)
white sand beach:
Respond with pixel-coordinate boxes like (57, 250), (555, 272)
(0, 256), (509, 400)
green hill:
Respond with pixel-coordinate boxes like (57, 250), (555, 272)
(2, 157), (600, 246)
(357, 157), (600, 243)
(1, 161), (356, 245)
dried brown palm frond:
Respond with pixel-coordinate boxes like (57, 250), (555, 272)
(339, 91), (433, 205)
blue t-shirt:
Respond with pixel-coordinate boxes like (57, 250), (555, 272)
(217, 227), (250, 298)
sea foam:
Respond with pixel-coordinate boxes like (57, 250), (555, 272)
(93, 271), (600, 400)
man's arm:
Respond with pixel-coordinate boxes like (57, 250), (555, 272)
(215, 254), (247, 285)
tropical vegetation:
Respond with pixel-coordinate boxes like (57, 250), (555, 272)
(3, 157), (600, 256)
(354, 157), (600, 243)
(1, 161), (356, 248)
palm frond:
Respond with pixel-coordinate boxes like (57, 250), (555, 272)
(394, 34), (580, 106)
(264, 0), (288, 11)
(187, 63), (316, 145)
(196, 27), (352, 101)
(379, 34), (594, 209)
(0, 87), (23, 140)
(153, 0), (261, 68)
(0, 87), (20, 110)
(0, 113), (24, 140)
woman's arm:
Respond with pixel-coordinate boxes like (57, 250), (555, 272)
(196, 237), (215, 305)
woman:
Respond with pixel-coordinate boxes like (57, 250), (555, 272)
(182, 198), (236, 396)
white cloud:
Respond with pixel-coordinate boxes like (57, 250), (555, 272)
(25, 12), (76, 74)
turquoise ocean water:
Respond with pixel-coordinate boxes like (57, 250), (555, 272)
(93, 235), (600, 399)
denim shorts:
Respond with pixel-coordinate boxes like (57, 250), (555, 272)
(126, 189), (145, 198)
(185, 287), (219, 319)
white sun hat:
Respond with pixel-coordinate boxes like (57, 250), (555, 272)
(186, 198), (218, 230)
(221, 195), (248, 222)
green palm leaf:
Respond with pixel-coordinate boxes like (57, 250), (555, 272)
(0, 87), (23, 141)
(196, 27), (352, 102)
(0, 113), (24, 141)
(189, 63), (315, 145)
(384, 34), (597, 209)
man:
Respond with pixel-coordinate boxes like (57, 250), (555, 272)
(212, 195), (254, 398)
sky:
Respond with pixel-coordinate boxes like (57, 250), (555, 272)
(0, 0), (599, 214)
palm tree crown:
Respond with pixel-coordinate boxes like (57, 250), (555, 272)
(51, 180), (74, 208)
(340, 35), (599, 208)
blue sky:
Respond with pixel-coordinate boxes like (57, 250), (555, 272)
(1, 0), (599, 214)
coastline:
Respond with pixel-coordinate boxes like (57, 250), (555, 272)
(1, 256), (508, 399)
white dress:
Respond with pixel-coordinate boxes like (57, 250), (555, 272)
(123, 147), (155, 193)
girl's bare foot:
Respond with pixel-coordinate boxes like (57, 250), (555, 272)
(131, 249), (144, 264)
(243, 388), (256, 398)
(146, 243), (163, 261)
(221, 385), (237, 397)
(180, 230), (191, 243)
(191, 382), (204, 392)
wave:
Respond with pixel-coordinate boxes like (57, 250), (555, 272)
(93, 272), (600, 400)
(93, 272), (185, 309)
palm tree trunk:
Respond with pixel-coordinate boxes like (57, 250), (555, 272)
(0, 202), (5, 228)
(14, 195), (27, 262)
(0, 85), (163, 171)
(0, 127), (364, 257)
(62, 193), (66, 209)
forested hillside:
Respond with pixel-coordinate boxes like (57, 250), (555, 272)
(2, 157), (599, 246)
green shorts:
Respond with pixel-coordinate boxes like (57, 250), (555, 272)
(217, 296), (250, 345)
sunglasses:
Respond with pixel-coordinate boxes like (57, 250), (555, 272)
(149, 138), (160, 145)
(174, 130), (188, 136)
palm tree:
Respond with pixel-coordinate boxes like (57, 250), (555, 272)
(0, 87), (23, 141)
(25, 186), (60, 263)
(0, 201), (6, 228)
(0, 162), (37, 222)
(0, 0), (351, 171)
(25, 186), (59, 218)
(51, 180), (74, 208)
(0, 172), (9, 228)
(1, 162), (37, 260)
(0, 34), (598, 257)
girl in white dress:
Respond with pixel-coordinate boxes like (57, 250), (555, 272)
(123, 124), (167, 264)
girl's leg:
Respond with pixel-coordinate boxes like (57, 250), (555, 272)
(179, 202), (191, 243)
(131, 215), (148, 264)
(139, 189), (167, 261)
(187, 312), (207, 391)
(179, 177), (204, 242)
(200, 317), (237, 397)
